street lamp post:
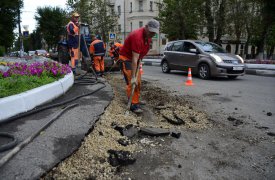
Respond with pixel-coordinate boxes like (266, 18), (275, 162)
(18, 7), (24, 57)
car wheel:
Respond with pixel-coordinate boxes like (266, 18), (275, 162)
(162, 61), (170, 73)
(228, 75), (238, 79)
(198, 63), (210, 79)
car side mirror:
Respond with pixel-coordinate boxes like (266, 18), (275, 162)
(189, 48), (198, 54)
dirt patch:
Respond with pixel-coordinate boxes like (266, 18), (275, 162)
(43, 74), (210, 179)
(43, 74), (275, 179)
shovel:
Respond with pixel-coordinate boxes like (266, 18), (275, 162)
(125, 60), (141, 114)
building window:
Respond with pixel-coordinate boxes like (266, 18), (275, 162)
(118, 5), (121, 16)
(130, 22), (133, 32)
(118, 24), (121, 32)
(150, 42), (153, 49)
(110, 6), (114, 14)
(139, 1), (143, 12)
(150, 1), (153, 11)
(139, 21), (143, 28)
(130, 2), (132, 13)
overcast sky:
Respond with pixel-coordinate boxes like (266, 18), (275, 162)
(21, 0), (67, 33)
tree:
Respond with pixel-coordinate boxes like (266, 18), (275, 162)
(227, 0), (248, 54)
(256, 0), (275, 59)
(67, 0), (118, 42)
(67, 0), (90, 23)
(87, 0), (118, 42)
(0, 0), (23, 52)
(204, 0), (227, 43)
(157, 0), (204, 40)
(35, 6), (68, 50)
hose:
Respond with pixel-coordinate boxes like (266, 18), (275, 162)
(0, 103), (78, 168)
(0, 74), (106, 125)
(0, 73), (107, 153)
(0, 132), (17, 152)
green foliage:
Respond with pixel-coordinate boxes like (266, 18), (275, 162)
(0, 74), (57, 98)
(0, 0), (23, 50)
(35, 7), (68, 50)
(0, 46), (5, 56)
(87, 0), (118, 42)
(157, 0), (204, 40)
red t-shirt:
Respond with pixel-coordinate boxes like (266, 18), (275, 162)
(119, 27), (151, 60)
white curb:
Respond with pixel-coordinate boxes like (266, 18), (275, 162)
(0, 72), (74, 122)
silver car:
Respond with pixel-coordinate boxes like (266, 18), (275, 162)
(161, 40), (245, 79)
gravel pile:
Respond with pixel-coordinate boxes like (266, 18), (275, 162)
(43, 74), (210, 179)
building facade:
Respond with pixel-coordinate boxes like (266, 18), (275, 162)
(107, 0), (272, 58)
(109, 0), (166, 55)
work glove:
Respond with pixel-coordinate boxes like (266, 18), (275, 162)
(131, 77), (137, 86)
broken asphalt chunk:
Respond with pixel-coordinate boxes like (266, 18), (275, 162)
(189, 116), (197, 123)
(139, 127), (170, 136)
(267, 132), (275, 137)
(117, 138), (130, 146)
(122, 124), (139, 138)
(107, 150), (136, 167)
(233, 119), (243, 126)
(171, 132), (181, 139)
(163, 114), (185, 125)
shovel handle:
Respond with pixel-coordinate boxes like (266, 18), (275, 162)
(127, 60), (141, 110)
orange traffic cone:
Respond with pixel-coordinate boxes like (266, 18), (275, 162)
(185, 68), (194, 86)
(140, 63), (144, 75)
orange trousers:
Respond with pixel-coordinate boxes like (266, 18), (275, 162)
(120, 60), (141, 104)
(93, 56), (104, 73)
(69, 48), (79, 68)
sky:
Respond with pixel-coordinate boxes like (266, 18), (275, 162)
(21, 0), (68, 33)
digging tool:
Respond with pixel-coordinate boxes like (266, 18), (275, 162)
(126, 59), (141, 114)
(81, 31), (98, 80)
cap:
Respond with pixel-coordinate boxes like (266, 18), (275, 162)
(72, 12), (80, 17)
(147, 19), (160, 33)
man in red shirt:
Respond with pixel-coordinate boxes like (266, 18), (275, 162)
(119, 19), (160, 113)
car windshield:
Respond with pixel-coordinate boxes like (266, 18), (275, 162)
(37, 50), (47, 54)
(195, 42), (226, 53)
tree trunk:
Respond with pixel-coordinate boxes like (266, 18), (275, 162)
(268, 46), (274, 59)
(244, 34), (250, 59)
(205, 0), (214, 42)
(215, 0), (226, 43)
(235, 43), (239, 55)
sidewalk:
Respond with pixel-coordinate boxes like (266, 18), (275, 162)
(142, 58), (275, 77)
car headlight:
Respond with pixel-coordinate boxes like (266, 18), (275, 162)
(210, 54), (222, 63)
(236, 55), (244, 64)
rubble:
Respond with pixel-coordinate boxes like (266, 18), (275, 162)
(43, 74), (210, 179)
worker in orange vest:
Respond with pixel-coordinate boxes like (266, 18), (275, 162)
(89, 35), (106, 76)
(109, 41), (123, 62)
(66, 12), (80, 75)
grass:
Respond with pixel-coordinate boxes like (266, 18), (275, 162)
(0, 74), (58, 98)
(0, 61), (71, 98)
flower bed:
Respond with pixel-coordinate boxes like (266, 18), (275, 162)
(0, 61), (71, 98)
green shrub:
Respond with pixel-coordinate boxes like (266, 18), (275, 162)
(0, 46), (5, 56)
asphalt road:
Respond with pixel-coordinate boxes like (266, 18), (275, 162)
(142, 65), (275, 131)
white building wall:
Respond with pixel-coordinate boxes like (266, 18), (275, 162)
(113, 0), (164, 55)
